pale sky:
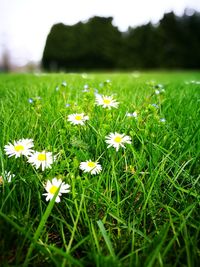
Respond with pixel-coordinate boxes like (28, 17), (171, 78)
(0, 0), (200, 66)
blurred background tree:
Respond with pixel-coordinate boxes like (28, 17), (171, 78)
(42, 11), (200, 71)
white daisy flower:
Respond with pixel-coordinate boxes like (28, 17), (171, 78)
(105, 132), (132, 151)
(80, 160), (102, 175)
(4, 138), (34, 158)
(28, 151), (56, 171)
(67, 113), (89, 125)
(95, 95), (119, 109)
(43, 177), (70, 203)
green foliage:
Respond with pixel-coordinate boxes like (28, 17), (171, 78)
(42, 17), (121, 71)
(0, 72), (200, 266)
(42, 12), (200, 70)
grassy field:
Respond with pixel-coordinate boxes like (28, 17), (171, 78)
(0, 71), (200, 267)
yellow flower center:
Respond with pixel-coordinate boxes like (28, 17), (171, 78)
(14, 144), (24, 152)
(75, 115), (82, 121)
(114, 136), (122, 143)
(0, 176), (3, 185)
(49, 185), (58, 194)
(87, 162), (96, 168)
(103, 99), (111, 105)
(37, 153), (46, 161)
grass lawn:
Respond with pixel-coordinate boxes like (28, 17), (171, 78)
(0, 71), (200, 266)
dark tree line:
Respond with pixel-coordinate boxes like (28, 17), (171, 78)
(42, 11), (200, 70)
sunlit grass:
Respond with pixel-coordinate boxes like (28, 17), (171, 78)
(0, 72), (200, 266)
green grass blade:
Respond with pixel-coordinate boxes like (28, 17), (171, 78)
(97, 219), (115, 258)
(23, 188), (60, 266)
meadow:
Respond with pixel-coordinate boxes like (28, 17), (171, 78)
(0, 71), (199, 267)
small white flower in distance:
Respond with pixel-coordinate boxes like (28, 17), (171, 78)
(160, 118), (166, 123)
(80, 160), (102, 175)
(62, 81), (67, 87)
(82, 88), (90, 92)
(126, 111), (137, 118)
(156, 84), (164, 89)
(94, 91), (101, 98)
(28, 151), (56, 171)
(95, 95), (119, 109)
(4, 139), (34, 158)
(155, 89), (160, 95)
(81, 73), (88, 79)
(151, 103), (159, 109)
(105, 132), (132, 151)
(132, 71), (140, 78)
(68, 113), (89, 125)
(28, 98), (34, 103)
(43, 177), (70, 203)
